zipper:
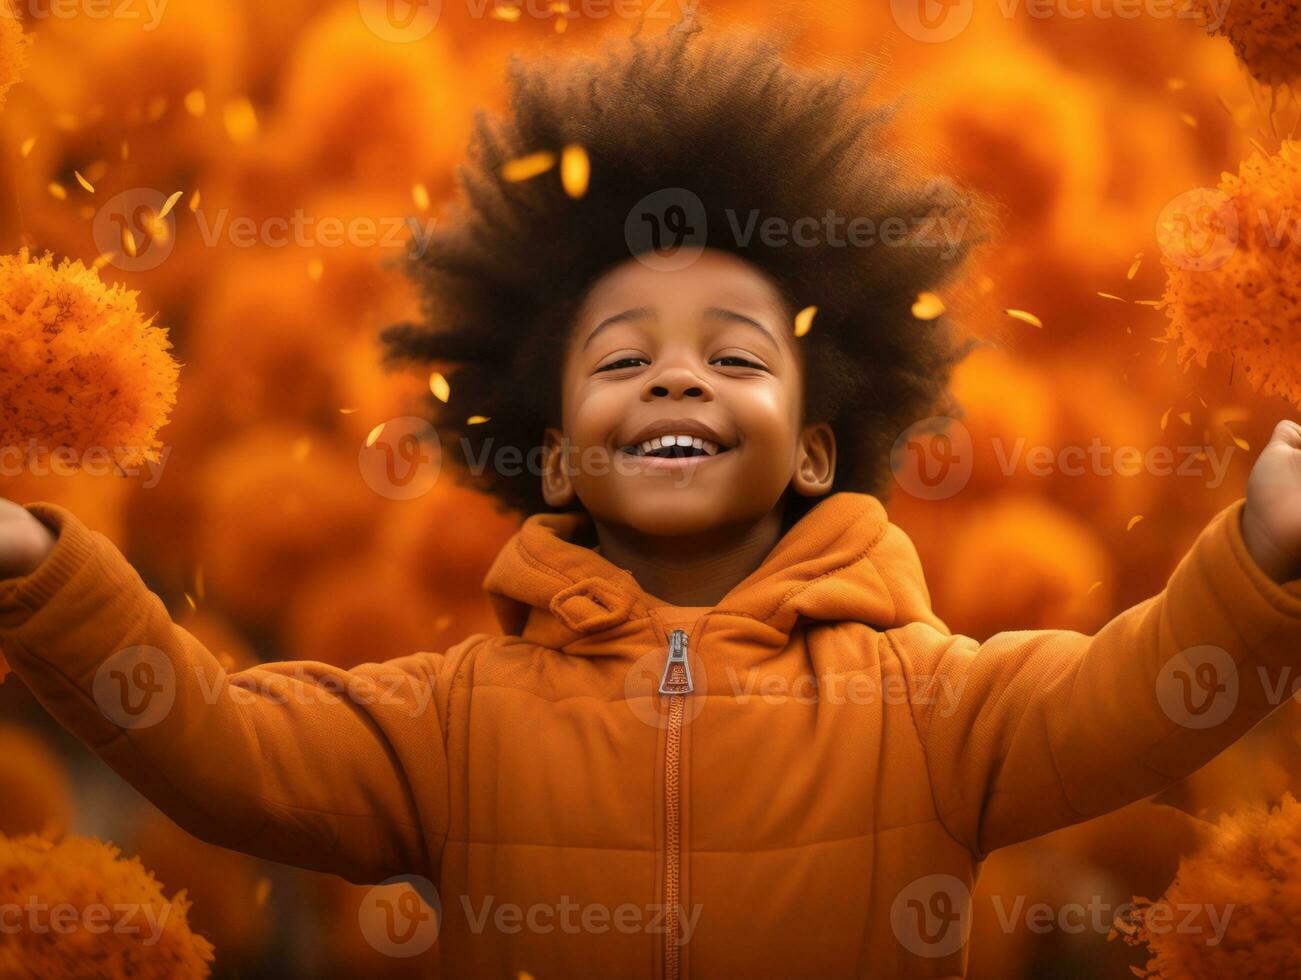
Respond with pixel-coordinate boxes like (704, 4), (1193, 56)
(658, 628), (692, 980)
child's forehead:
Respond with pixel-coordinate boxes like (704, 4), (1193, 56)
(574, 248), (794, 330)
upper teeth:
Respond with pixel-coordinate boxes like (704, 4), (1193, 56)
(635, 435), (721, 456)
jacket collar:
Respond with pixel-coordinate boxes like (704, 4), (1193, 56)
(482, 493), (948, 652)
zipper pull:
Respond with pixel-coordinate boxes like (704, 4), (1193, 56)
(658, 628), (693, 695)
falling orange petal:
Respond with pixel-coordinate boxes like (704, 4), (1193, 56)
(561, 144), (590, 199)
(1003, 308), (1043, 328)
(158, 190), (184, 219)
(911, 291), (946, 321)
(430, 371), (451, 403)
(793, 305), (817, 337)
(501, 151), (557, 183)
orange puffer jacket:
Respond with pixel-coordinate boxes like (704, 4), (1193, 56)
(3, 492), (1301, 978)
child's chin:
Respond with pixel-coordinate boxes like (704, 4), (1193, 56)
(606, 489), (733, 536)
(604, 485), (762, 537)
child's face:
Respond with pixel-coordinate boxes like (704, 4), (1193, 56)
(542, 248), (836, 537)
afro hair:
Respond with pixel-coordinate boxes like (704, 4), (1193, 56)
(379, 15), (994, 520)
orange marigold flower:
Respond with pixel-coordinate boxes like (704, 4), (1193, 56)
(1189, 0), (1301, 87)
(0, 248), (180, 469)
(1159, 141), (1301, 407)
(0, 0), (30, 108)
(1114, 793), (1301, 978)
(0, 833), (214, 978)
(0, 724), (72, 840)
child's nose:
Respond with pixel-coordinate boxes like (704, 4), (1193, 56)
(643, 365), (713, 401)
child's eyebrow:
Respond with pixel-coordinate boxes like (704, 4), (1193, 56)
(702, 307), (781, 350)
(580, 305), (781, 351)
(582, 307), (654, 349)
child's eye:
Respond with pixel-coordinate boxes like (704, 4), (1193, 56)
(712, 355), (767, 370)
(595, 356), (649, 373)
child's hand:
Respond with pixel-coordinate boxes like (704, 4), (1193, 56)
(0, 497), (56, 580)
(1243, 420), (1301, 584)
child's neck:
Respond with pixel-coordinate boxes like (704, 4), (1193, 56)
(591, 507), (786, 607)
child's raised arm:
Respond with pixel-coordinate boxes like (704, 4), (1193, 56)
(0, 498), (455, 886)
(887, 423), (1301, 860)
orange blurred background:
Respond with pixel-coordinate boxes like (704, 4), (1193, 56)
(0, 0), (1299, 976)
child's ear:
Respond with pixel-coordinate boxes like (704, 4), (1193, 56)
(541, 427), (576, 508)
(792, 422), (836, 497)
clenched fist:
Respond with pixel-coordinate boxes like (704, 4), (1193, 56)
(1242, 420), (1301, 584)
(0, 497), (57, 581)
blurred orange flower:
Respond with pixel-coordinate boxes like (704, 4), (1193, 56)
(1115, 792), (1301, 977)
(0, 248), (179, 469)
(129, 809), (271, 964)
(1190, 0), (1301, 87)
(0, 724), (71, 840)
(933, 494), (1114, 637)
(0, 0), (29, 108)
(194, 424), (378, 630)
(0, 834), (214, 978)
(269, 4), (467, 198)
(1159, 140), (1301, 408)
(285, 553), (497, 670)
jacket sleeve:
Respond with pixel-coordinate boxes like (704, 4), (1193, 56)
(887, 498), (1301, 860)
(0, 502), (458, 885)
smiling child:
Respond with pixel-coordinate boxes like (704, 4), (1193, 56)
(2, 16), (1301, 980)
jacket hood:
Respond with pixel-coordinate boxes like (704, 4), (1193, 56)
(482, 492), (948, 650)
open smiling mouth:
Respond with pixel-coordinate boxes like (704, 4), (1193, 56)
(618, 435), (732, 459)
